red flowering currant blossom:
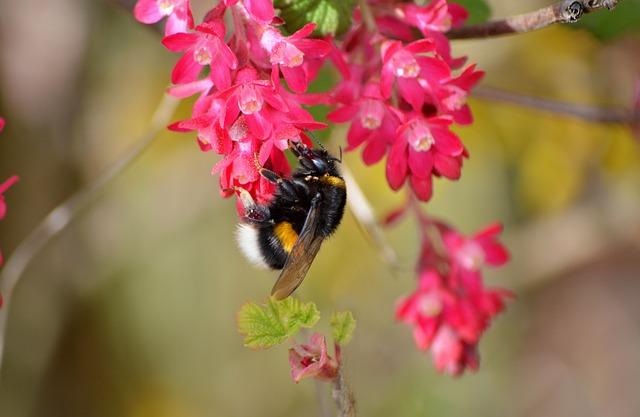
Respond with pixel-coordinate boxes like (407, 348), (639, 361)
(327, 82), (399, 165)
(442, 223), (510, 272)
(395, 221), (511, 376)
(429, 64), (484, 125)
(260, 23), (332, 93)
(288, 333), (339, 383)
(134, 0), (194, 36)
(162, 21), (238, 87)
(386, 114), (465, 201)
(380, 39), (451, 111)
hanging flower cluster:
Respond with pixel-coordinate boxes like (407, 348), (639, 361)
(322, 0), (483, 201)
(0, 118), (19, 309)
(393, 203), (511, 376)
(133, 0), (511, 377)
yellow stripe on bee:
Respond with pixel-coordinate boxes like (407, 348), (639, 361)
(274, 221), (299, 253)
(321, 174), (346, 188)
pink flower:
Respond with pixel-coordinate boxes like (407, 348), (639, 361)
(288, 333), (339, 383)
(0, 175), (19, 266)
(396, 266), (510, 376)
(386, 114), (464, 201)
(328, 82), (399, 165)
(442, 223), (510, 272)
(0, 118), (5, 132)
(218, 67), (288, 139)
(260, 24), (331, 93)
(225, 0), (275, 24)
(162, 21), (238, 87)
(431, 326), (479, 376)
(134, 0), (194, 35)
(380, 39), (450, 111)
(431, 65), (484, 125)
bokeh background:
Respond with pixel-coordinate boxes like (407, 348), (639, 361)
(1, 0), (639, 416)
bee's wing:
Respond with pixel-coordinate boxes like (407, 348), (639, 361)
(271, 194), (324, 300)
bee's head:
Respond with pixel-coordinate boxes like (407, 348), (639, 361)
(291, 140), (342, 176)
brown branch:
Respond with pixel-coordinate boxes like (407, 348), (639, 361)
(448, 0), (621, 40)
(473, 85), (640, 125)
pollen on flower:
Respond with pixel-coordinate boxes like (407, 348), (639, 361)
(238, 85), (264, 115)
(360, 99), (384, 129)
(156, 0), (175, 15)
(229, 117), (248, 141)
(271, 42), (305, 68)
(393, 51), (420, 78)
(194, 47), (212, 65)
(408, 124), (435, 152)
(443, 86), (467, 110)
(418, 293), (442, 317)
(457, 241), (485, 270)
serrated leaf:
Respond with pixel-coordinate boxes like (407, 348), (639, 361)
(275, 0), (357, 36)
(330, 311), (356, 345)
(450, 0), (491, 25)
(237, 297), (320, 349)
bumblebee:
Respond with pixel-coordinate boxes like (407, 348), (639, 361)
(235, 140), (347, 300)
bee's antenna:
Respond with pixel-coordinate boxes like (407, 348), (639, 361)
(304, 129), (326, 150)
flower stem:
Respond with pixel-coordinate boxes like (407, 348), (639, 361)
(448, 0), (622, 40)
(332, 368), (357, 417)
(0, 93), (179, 374)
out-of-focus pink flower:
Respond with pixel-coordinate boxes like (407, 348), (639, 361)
(163, 21), (238, 86)
(0, 176), (19, 266)
(225, 0), (275, 24)
(260, 24), (331, 93)
(134, 0), (194, 35)
(430, 65), (484, 125)
(288, 333), (339, 383)
(0, 176), (19, 221)
(396, 220), (511, 376)
(442, 223), (510, 272)
(0, 118), (5, 132)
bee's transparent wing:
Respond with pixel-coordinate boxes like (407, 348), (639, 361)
(271, 194), (324, 300)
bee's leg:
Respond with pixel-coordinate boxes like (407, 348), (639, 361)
(226, 186), (271, 224)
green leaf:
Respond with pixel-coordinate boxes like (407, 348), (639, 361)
(330, 311), (356, 345)
(450, 0), (491, 25)
(571, 0), (640, 41)
(237, 297), (320, 349)
(274, 0), (357, 37)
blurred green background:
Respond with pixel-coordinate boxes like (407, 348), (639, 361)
(0, 0), (639, 416)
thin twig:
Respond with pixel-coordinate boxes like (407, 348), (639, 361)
(0, 93), (179, 374)
(332, 368), (357, 417)
(474, 85), (640, 124)
(448, 0), (621, 40)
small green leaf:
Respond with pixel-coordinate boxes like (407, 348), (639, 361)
(274, 0), (357, 37)
(330, 311), (356, 345)
(450, 0), (491, 25)
(237, 297), (320, 349)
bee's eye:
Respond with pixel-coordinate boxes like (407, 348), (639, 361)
(311, 157), (328, 173)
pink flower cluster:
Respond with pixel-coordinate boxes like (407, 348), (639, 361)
(0, 118), (19, 309)
(322, 0), (483, 201)
(135, 0), (330, 205)
(133, 0), (512, 378)
(394, 208), (511, 375)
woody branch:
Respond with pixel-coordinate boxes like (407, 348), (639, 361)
(448, 0), (621, 39)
